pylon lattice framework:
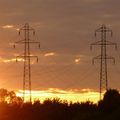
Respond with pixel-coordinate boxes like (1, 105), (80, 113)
(13, 23), (40, 102)
(90, 24), (117, 100)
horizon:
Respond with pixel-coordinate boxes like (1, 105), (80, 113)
(15, 88), (103, 103)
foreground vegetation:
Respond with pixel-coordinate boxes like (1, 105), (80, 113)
(0, 88), (120, 120)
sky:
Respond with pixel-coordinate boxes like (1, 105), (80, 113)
(0, 0), (120, 102)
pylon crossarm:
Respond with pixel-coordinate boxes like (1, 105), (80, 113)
(105, 41), (117, 49)
(16, 55), (38, 62)
(17, 41), (40, 44)
(90, 41), (102, 50)
(18, 25), (35, 36)
(15, 40), (26, 44)
(106, 30), (113, 37)
(92, 55), (101, 64)
(15, 56), (24, 62)
(91, 42), (117, 46)
(19, 28), (35, 31)
(95, 26), (112, 35)
(95, 28), (104, 36)
(106, 56), (115, 64)
(95, 27), (103, 33)
(91, 41), (102, 45)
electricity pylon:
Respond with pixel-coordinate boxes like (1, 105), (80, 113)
(13, 23), (40, 102)
(90, 24), (117, 100)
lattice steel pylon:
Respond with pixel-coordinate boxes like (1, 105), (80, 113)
(13, 23), (40, 102)
(90, 24), (117, 100)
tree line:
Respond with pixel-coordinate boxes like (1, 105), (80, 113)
(0, 88), (120, 120)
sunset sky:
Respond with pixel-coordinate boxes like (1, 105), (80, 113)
(0, 0), (120, 102)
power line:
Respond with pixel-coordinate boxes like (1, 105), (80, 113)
(90, 24), (117, 100)
(13, 23), (40, 102)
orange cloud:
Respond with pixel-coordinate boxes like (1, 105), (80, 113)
(2, 25), (14, 29)
(0, 58), (24, 63)
(75, 58), (81, 64)
(44, 52), (56, 57)
(2, 25), (19, 31)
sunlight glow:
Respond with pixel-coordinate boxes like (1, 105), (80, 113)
(0, 58), (24, 63)
(44, 52), (56, 57)
(2, 25), (14, 29)
(16, 88), (101, 103)
(75, 58), (81, 64)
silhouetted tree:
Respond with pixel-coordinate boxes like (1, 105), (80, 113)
(0, 88), (23, 104)
(98, 89), (120, 112)
(0, 88), (8, 102)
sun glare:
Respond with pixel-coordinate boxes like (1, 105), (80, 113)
(16, 88), (101, 103)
